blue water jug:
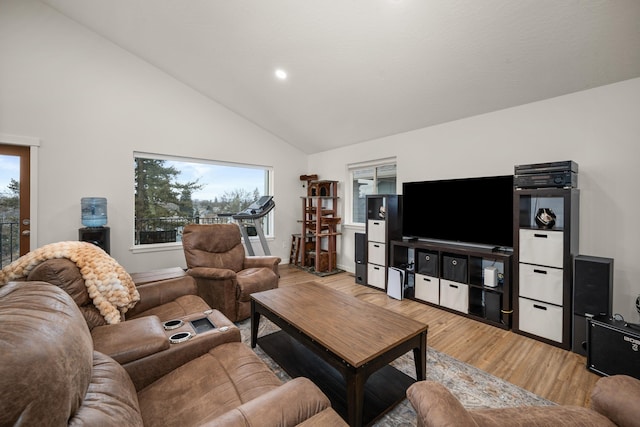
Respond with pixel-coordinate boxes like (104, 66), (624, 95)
(81, 197), (107, 227)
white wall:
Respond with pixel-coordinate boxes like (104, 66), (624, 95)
(310, 78), (640, 321)
(2, 0), (639, 321)
(0, 0), (307, 272)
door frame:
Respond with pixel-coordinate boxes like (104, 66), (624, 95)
(0, 133), (40, 254)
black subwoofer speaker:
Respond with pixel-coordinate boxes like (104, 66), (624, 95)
(573, 255), (614, 355)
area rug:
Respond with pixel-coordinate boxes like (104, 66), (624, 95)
(237, 318), (554, 426)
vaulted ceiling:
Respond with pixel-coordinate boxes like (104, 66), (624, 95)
(39, 0), (640, 154)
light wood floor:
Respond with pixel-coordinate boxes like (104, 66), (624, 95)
(278, 264), (601, 408)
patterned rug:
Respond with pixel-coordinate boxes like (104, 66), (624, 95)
(237, 318), (553, 426)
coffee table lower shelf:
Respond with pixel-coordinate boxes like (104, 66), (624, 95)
(258, 330), (415, 426)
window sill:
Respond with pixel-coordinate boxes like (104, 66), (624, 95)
(342, 223), (366, 231)
(129, 236), (275, 254)
(130, 241), (184, 254)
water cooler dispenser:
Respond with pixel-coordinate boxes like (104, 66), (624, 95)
(79, 197), (110, 253)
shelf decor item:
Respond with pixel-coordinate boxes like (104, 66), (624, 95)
(535, 207), (556, 229)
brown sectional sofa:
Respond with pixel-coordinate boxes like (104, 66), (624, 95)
(0, 280), (344, 426)
(24, 258), (240, 390)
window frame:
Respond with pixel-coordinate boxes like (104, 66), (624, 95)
(132, 151), (274, 252)
(346, 157), (397, 227)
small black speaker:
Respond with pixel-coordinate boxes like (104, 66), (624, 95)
(574, 255), (613, 317)
(355, 233), (366, 284)
(355, 233), (366, 264)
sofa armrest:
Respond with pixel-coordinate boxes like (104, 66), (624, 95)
(591, 375), (640, 427)
(124, 312), (240, 391)
(92, 316), (169, 364)
(406, 381), (479, 427)
(205, 377), (331, 427)
(126, 267), (199, 317)
(244, 256), (281, 276)
(187, 266), (237, 280)
(130, 267), (188, 285)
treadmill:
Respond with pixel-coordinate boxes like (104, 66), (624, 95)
(232, 196), (275, 256)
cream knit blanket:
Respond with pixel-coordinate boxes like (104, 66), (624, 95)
(0, 241), (140, 324)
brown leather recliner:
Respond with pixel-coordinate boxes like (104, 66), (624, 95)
(182, 223), (281, 322)
(406, 376), (640, 427)
(0, 281), (338, 426)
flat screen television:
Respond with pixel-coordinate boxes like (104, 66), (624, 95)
(402, 175), (514, 249)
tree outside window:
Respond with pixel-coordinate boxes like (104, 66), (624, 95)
(134, 154), (271, 245)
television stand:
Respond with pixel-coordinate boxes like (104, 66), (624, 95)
(391, 239), (513, 330)
(491, 246), (513, 254)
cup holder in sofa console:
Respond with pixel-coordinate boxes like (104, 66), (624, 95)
(169, 331), (192, 344)
(189, 317), (216, 334)
(163, 319), (184, 330)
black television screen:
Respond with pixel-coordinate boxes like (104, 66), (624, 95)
(402, 175), (514, 248)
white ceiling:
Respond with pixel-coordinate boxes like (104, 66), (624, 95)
(39, 0), (640, 154)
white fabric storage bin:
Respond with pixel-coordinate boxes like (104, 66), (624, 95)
(367, 220), (386, 243)
(518, 297), (563, 343)
(415, 273), (439, 304)
(519, 229), (564, 268)
(367, 263), (386, 289)
(440, 279), (468, 313)
(367, 241), (386, 266)
(519, 263), (564, 305)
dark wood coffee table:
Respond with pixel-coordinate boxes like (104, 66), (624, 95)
(251, 281), (428, 427)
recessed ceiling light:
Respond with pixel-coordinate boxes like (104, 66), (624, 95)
(275, 69), (287, 80)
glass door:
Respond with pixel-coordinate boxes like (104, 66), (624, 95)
(0, 144), (30, 268)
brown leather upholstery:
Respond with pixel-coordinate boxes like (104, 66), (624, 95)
(91, 315), (169, 364)
(296, 407), (350, 426)
(0, 281), (143, 426)
(590, 374), (640, 427)
(406, 378), (639, 427)
(0, 281), (336, 426)
(24, 257), (242, 390)
(26, 258), (211, 328)
(26, 257), (109, 328)
(182, 223), (281, 321)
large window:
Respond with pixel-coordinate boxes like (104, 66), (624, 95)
(134, 153), (272, 246)
(349, 159), (397, 225)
